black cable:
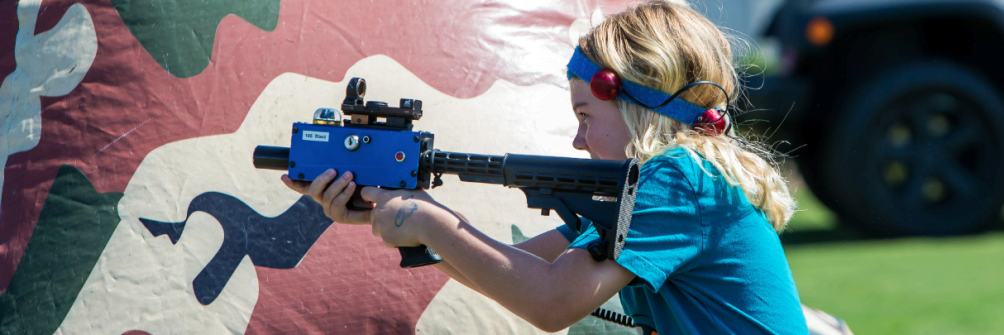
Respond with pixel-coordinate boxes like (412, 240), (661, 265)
(644, 80), (792, 163)
(620, 80), (734, 138)
(590, 307), (636, 328)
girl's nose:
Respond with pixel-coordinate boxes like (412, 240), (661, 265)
(572, 123), (588, 151)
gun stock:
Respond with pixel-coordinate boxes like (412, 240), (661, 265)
(423, 150), (640, 261)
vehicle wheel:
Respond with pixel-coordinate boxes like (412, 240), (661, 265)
(821, 61), (1004, 236)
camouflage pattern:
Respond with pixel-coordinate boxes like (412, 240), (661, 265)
(0, 0), (636, 333)
(0, 1), (853, 334)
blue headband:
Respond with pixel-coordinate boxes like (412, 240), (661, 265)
(566, 46), (708, 125)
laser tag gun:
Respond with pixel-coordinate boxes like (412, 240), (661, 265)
(253, 78), (640, 269)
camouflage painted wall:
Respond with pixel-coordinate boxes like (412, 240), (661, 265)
(0, 0), (639, 333)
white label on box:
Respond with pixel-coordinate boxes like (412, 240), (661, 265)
(303, 130), (330, 142)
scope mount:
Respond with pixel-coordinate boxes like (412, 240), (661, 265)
(341, 77), (423, 131)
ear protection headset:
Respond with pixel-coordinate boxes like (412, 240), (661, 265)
(566, 46), (731, 136)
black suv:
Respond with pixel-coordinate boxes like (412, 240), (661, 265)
(748, 0), (1004, 236)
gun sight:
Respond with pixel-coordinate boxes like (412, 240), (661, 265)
(340, 78), (423, 131)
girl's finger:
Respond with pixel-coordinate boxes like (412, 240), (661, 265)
(359, 186), (385, 203)
(281, 174), (311, 194)
(322, 171), (353, 207)
(308, 169), (337, 202)
(329, 181), (356, 216)
(280, 175), (297, 192)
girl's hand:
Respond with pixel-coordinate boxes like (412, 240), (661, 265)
(281, 169), (371, 225)
(359, 187), (446, 248)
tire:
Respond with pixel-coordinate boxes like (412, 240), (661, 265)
(820, 61), (1004, 236)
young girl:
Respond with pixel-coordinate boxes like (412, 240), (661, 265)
(282, 1), (807, 333)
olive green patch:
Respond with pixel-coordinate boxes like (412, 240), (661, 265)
(567, 304), (636, 335)
(0, 165), (123, 334)
(112, 0), (280, 78)
(511, 224), (530, 244)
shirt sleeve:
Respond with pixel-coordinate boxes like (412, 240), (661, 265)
(567, 156), (704, 292)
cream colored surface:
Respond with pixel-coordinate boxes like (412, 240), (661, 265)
(0, 0), (97, 209)
(56, 55), (594, 333)
(416, 280), (562, 335)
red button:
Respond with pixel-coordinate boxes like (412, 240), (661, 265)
(395, 151), (405, 162)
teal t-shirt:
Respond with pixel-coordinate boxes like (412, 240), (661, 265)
(556, 148), (807, 334)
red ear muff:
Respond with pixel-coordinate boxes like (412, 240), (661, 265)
(590, 68), (622, 101)
(694, 109), (728, 136)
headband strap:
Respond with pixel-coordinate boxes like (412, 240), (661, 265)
(566, 46), (707, 125)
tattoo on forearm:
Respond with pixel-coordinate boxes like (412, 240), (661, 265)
(394, 195), (418, 227)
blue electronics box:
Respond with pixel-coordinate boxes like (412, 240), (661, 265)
(287, 122), (422, 189)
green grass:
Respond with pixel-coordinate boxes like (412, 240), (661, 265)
(786, 185), (838, 232)
(786, 234), (1004, 334)
(782, 185), (1004, 334)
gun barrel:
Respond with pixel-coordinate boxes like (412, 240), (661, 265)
(253, 146), (291, 170)
(425, 151), (632, 196)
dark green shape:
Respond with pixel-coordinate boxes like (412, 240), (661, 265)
(511, 224), (531, 244)
(112, 0), (280, 78)
(0, 165), (124, 334)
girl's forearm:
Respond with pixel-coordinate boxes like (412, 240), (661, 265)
(433, 260), (485, 295)
(433, 229), (570, 297)
(432, 210), (486, 295)
(417, 211), (586, 331)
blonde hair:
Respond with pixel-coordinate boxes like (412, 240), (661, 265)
(578, 0), (795, 232)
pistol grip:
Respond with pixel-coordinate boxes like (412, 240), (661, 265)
(398, 245), (442, 268)
(339, 186), (439, 267)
